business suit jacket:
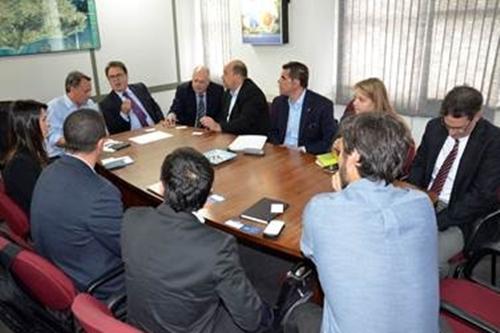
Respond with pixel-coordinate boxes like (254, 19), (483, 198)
(168, 81), (224, 126)
(268, 90), (338, 154)
(99, 83), (165, 134)
(122, 203), (269, 333)
(408, 117), (500, 239)
(2, 148), (42, 216)
(30, 155), (124, 301)
(217, 78), (270, 135)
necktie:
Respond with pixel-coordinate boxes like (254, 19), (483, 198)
(122, 91), (148, 127)
(430, 139), (460, 196)
(195, 94), (206, 128)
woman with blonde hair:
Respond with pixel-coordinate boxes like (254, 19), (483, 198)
(341, 77), (395, 121)
(337, 78), (415, 177)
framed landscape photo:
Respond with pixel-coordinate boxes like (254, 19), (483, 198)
(0, 0), (100, 57)
(241, 0), (289, 45)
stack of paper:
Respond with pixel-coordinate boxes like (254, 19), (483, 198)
(129, 131), (172, 145)
(228, 135), (267, 152)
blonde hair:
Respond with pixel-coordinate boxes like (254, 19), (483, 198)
(354, 78), (394, 114)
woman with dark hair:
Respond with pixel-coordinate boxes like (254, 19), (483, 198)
(2, 100), (49, 215)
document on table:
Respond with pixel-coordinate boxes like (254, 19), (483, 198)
(228, 135), (267, 151)
(129, 131), (172, 144)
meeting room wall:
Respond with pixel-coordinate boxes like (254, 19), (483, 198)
(0, 0), (179, 114)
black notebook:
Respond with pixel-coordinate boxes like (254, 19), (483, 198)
(240, 198), (289, 224)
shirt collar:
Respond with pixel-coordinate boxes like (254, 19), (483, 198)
(63, 94), (78, 109)
(230, 83), (243, 97)
(192, 211), (206, 224)
(66, 153), (96, 173)
(289, 89), (306, 107)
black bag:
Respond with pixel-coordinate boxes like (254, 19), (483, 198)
(0, 243), (72, 333)
(273, 262), (315, 329)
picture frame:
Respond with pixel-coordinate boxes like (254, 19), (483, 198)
(241, 0), (289, 45)
(0, 0), (100, 57)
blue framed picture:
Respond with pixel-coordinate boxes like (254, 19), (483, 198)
(0, 0), (100, 57)
(241, 0), (289, 45)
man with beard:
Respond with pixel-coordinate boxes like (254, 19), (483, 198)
(284, 112), (439, 333)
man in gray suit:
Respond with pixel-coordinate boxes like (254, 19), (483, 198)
(122, 147), (273, 333)
(31, 109), (123, 301)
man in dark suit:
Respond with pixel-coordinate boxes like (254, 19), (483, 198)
(409, 85), (500, 275)
(99, 61), (165, 134)
(122, 147), (272, 333)
(268, 61), (337, 154)
(165, 66), (224, 127)
(200, 60), (270, 135)
(31, 109), (124, 301)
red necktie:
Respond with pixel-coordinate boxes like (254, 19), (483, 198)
(430, 139), (459, 196)
(123, 91), (148, 127)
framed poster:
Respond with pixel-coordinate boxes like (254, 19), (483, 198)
(0, 0), (100, 57)
(241, 0), (289, 45)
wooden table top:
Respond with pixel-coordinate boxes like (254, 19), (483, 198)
(99, 125), (333, 258)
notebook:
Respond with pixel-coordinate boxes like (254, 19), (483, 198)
(240, 198), (289, 224)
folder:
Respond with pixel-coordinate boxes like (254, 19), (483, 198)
(240, 197), (289, 224)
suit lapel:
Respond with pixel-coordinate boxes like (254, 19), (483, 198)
(450, 120), (485, 203)
(425, 123), (448, 185)
(298, 91), (311, 142)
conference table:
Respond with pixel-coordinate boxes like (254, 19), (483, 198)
(97, 125), (333, 259)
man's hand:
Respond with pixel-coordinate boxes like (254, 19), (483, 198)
(200, 116), (221, 132)
(121, 99), (132, 115)
(55, 137), (66, 148)
(164, 113), (177, 127)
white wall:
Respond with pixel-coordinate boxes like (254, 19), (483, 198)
(227, 0), (336, 102)
(0, 0), (178, 114)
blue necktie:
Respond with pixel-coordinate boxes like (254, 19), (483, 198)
(123, 91), (148, 127)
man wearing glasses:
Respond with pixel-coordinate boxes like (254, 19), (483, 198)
(99, 61), (165, 134)
(409, 85), (500, 277)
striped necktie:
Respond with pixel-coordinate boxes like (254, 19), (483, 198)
(429, 139), (460, 196)
(123, 91), (148, 127)
(195, 94), (206, 128)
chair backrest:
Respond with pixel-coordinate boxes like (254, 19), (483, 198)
(72, 293), (143, 333)
(0, 190), (29, 240)
(464, 209), (500, 257)
(1, 236), (77, 311)
(440, 278), (500, 333)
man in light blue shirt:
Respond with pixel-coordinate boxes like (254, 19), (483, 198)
(46, 71), (98, 158)
(269, 62), (337, 154)
(285, 112), (439, 333)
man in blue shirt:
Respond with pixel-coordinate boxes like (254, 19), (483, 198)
(285, 112), (439, 333)
(268, 62), (337, 154)
(46, 71), (98, 158)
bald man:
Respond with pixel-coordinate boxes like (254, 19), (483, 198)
(200, 60), (270, 135)
(166, 66), (224, 127)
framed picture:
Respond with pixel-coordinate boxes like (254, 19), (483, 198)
(0, 0), (100, 57)
(241, 0), (289, 45)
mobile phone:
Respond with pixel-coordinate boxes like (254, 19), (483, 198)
(243, 148), (265, 156)
(263, 220), (285, 238)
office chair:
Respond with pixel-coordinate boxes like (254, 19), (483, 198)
(452, 208), (500, 283)
(441, 241), (500, 333)
(0, 190), (31, 248)
(72, 293), (143, 333)
(0, 235), (77, 331)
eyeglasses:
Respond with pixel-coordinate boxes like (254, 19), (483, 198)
(108, 73), (125, 80)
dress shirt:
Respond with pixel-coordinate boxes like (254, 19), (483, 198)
(428, 135), (470, 204)
(284, 90), (306, 147)
(118, 88), (154, 130)
(46, 94), (98, 157)
(227, 84), (242, 121)
(302, 179), (439, 333)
